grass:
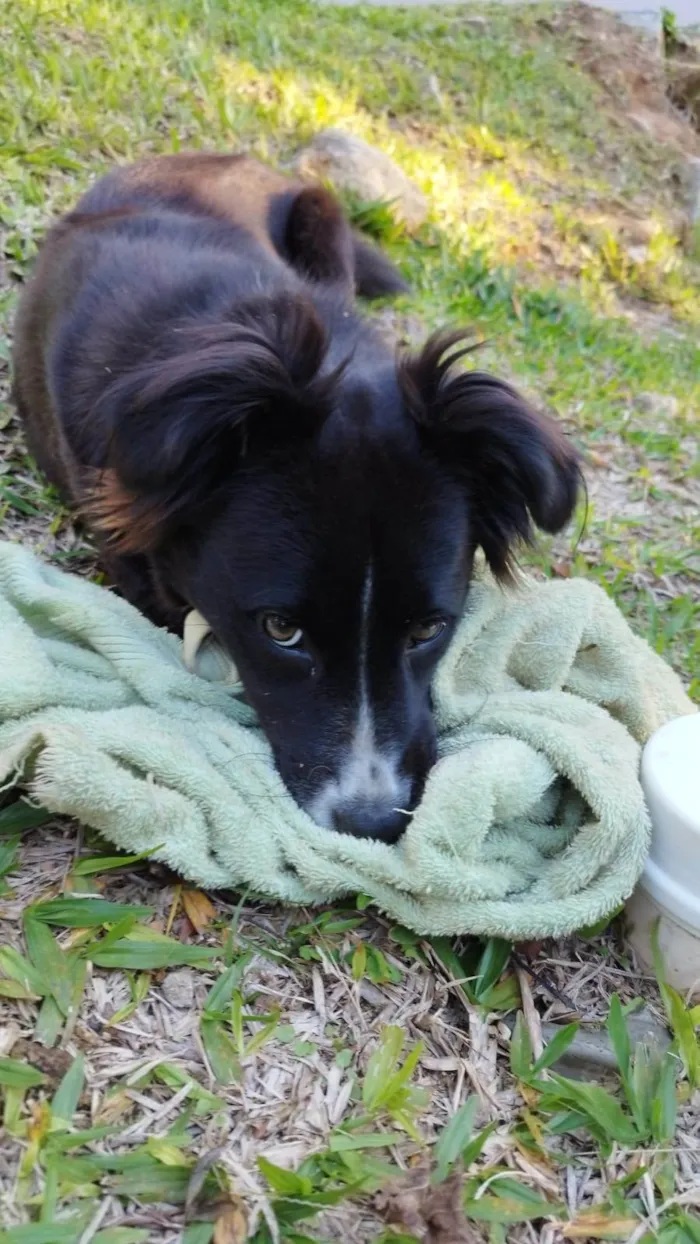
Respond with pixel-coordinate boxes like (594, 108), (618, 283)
(1, 853), (700, 1242)
(1, 0), (699, 1240)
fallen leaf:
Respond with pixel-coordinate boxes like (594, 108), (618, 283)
(521, 1109), (547, 1151)
(588, 450), (610, 469)
(516, 941), (545, 959)
(513, 1134), (557, 1177)
(28, 1099), (52, 1143)
(213, 1196), (248, 1244)
(147, 1137), (191, 1167)
(176, 916), (196, 940)
(562, 1211), (639, 1239)
(0, 1022), (21, 1057)
(95, 1089), (134, 1125)
(11, 1040), (73, 1083)
(182, 889), (217, 934)
(376, 1164), (481, 1243)
(519, 1082), (541, 1108)
(376, 1177), (424, 1233)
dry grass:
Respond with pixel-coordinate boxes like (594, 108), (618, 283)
(4, 818), (697, 1243)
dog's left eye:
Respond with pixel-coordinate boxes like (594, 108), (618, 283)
(407, 619), (446, 648)
(263, 614), (304, 648)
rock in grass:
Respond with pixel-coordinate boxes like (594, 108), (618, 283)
(161, 968), (195, 1009)
(635, 392), (680, 419)
(294, 129), (428, 230)
(540, 1007), (670, 1081)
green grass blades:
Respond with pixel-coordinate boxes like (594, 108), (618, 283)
(429, 935), (520, 1011)
(199, 954), (254, 1084)
(86, 935), (217, 970)
(0, 1225), (89, 1244)
(26, 898), (153, 927)
(652, 925), (700, 1087)
(0, 946), (50, 1001)
(430, 1096), (497, 1185)
(464, 1177), (566, 1226)
(70, 846), (163, 875)
(510, 990), (684, 1210)
(23, 913), (87, 1026)
(0, 1058), (46, 1090)
(0, 835), (21, 896)
(0, 802), (53, 837)
(50, 1055), (85, 1129)
(257, 1153), (366, 1233)
(361, 1026), (428, 1141)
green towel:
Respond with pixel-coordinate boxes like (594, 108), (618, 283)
(0, 541), (693, 939)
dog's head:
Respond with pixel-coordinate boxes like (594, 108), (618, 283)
(90, 295), (580, 842)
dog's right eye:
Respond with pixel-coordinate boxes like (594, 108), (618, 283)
(262, 614), (304, 649)
(406, 618), (447, 648)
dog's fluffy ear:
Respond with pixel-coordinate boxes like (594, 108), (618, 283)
(400, 329), (581, 579)
(86, 294), (336, 553)
(284, 186), (409, 299)
(351, 232), (409, 299)
(284, 186), (355, 291)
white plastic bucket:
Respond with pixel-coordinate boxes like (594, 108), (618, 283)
(626, 713), (700, 998)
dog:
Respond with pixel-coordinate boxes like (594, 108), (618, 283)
(12, 151), (580, 843)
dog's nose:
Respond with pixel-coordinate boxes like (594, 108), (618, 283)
(331, 803), (409, 844)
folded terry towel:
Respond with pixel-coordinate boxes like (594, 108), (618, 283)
(0, 541), (693, 938)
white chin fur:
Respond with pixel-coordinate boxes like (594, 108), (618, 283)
(307, 705), (409, 829)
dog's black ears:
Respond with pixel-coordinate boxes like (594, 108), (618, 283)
(284, 187), (355, 291)
(86, 294), (336, 553)
(400, 329), (581, 579)
(284, 185), (409, 299)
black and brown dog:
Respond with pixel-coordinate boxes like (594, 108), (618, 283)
(12, 151), (580, 842)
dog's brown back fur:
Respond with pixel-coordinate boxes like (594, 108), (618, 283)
(107, 153), (296, 246)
